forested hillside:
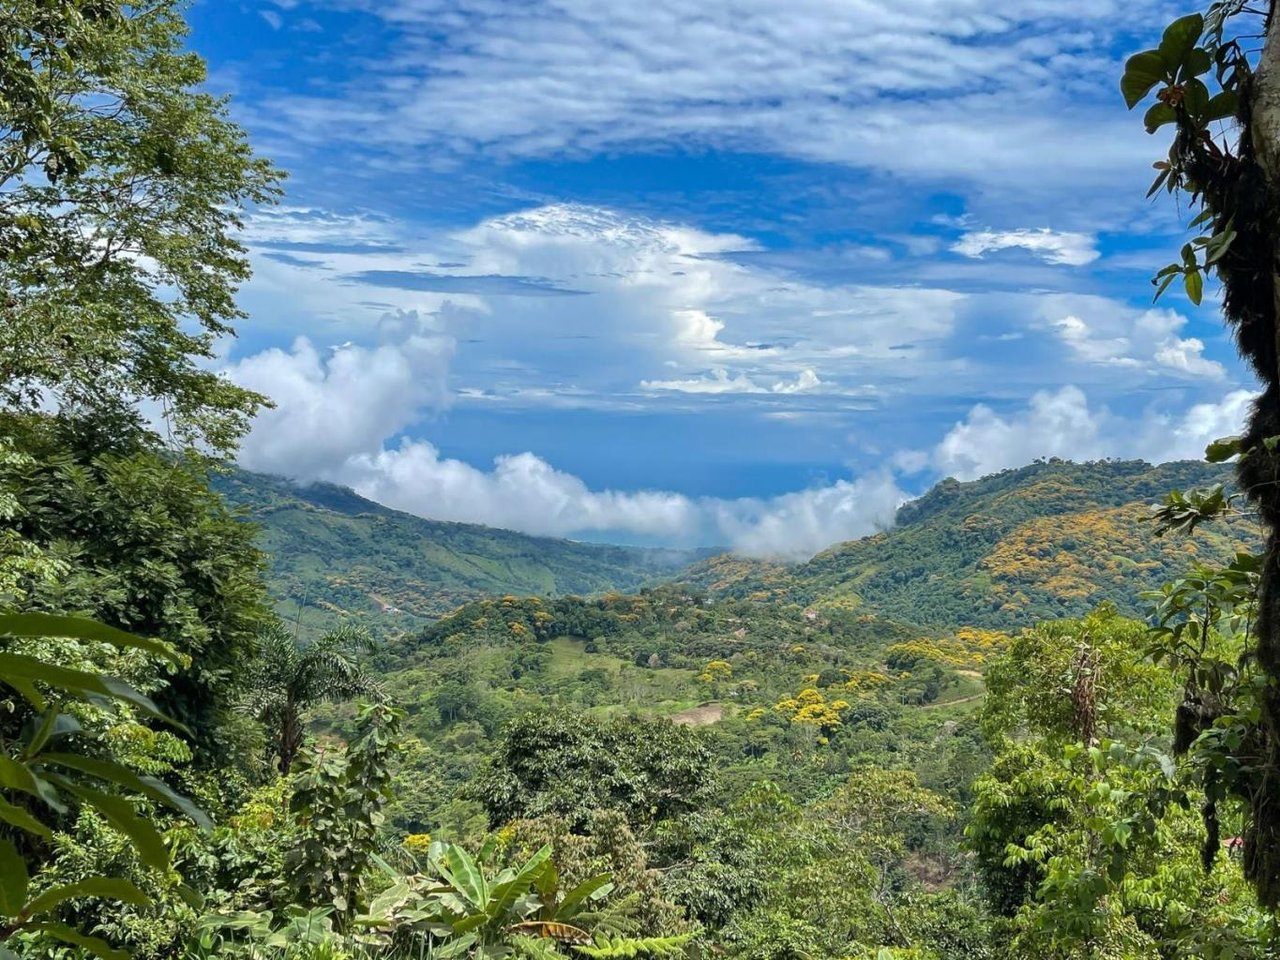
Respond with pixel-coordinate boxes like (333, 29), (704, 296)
(682, 458), (1256, 627)
(12, 4), (1280, 960)
(219, 460), (1253, 637)
(214, 468), (707, 630)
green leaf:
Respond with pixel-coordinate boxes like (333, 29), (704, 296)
(25, 710), (60, 758)
(1206, 89), (1239, 122)
(1205, 436), (1242, 463)
(1122, 50), (1167, 108)
(1185, 268), (1204, 305)
(26, 922), (129, 960)
(1143, 102), (1177, 133)
(434, 843), (488, 912)
(175, 883), (205, 910)
(1147, 166), (1172, 198)
(487, 844), (552, 921)
(22, 877), (150, 919)
(1182, 46), (1212, 80)
(0, 796), (52, 839)
(55, 781), (170, 871)
(41, 753), (210, 829)
(557, 874), (615, 919)
(0, 839), (29, 918)
(0, 614), (182, 666)
(0, 652), (180, 729)
(1158, 14), (1205, 72)
(1184, 77), (1210, 119)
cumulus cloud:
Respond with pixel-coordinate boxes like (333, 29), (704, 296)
(339, 441), (701, 540)
(1042, 304), (1227, 381)
(952, 228), (1100, 266)
(934, 386), (1105, 480)
(225, 320), (1255, 557)
(239, 202), (966, 407)
(224, 323), (454, 477)
(335, 439), (905, 559)
(712, 473), (907, 559)
(933, 385), (1256, 481)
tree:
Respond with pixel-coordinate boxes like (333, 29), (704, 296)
(1122, 1), (1280, 904)
(0, 0), (282, 454)
(0, 416), (272, 763)
(246, 623), (382, 775)
(471, 710), (714, 833)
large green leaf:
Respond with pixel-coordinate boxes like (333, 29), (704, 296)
(1122, 50), (1166, 108)
(1205, 436), (1243, 463)
(25, 922), (129, 960)
(54, 781), (170, 871)
(0, 795), (52, 838)
(1143, 102), (1176, 133)
(434, 843), (488, 912)
(0, 652), (175, 726)
(0, 613), (182, 666)
(41, 753), (210, 829)
(487, 843), (552, 921)
(22, 876), (150, 919)
(1158, 14), (1204, 72)
(0, 839), (29, 918)
(556, 874), (614, 919)
(1185, 267), (1204, 305)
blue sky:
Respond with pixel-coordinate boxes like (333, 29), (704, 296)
(192, 0), (1257, 555)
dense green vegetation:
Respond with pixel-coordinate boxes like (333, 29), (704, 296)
(224, 459), (1251, 639)
(683, 458), (1255, 628)
(9, 3), (1280, 959)
(214, 468), (707, 633)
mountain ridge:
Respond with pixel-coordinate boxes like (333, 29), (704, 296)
(212, 467), (711, 632)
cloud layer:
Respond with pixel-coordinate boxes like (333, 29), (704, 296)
(225, 321), (1255, 557)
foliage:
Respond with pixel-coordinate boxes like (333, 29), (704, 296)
(0, 416), (272, 759)
(1121, 0), (1280, 907)
(681, 459), (1250, 629)
(0, 0), (282, 453)
(0, 613), (207, 960)
(471, 710), (713, 833)
(248, 623), (383, 774)
(286, 703), (403, 930)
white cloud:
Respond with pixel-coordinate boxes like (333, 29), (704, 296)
(238, 202), (966, 407)
(952, 228), (1099, 266)
(712, 473), (907, 559)
(1039, 303), (1227, 381)
(640, 367), (824, 395)
(934, 386), (1105, 480)
(1136, 389), (1256, 462)
(340, 441), (702, 539)
(224, 325), (454, 477)
(263, 0), (1161, 206)
(225, 318), (1256, 557)
(335, 438), (906, 558)
(933, 385), (1257, 481)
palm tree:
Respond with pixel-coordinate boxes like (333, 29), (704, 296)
(247, 622), (383, 774)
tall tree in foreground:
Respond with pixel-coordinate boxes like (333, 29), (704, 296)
(1124, 0), (1280, 905)
(0, 0), (282, 454)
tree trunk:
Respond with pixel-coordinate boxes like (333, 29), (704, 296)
(1240, 1), (1280, 906)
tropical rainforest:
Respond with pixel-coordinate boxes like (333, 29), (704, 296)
(7, 2), (1280, 960)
